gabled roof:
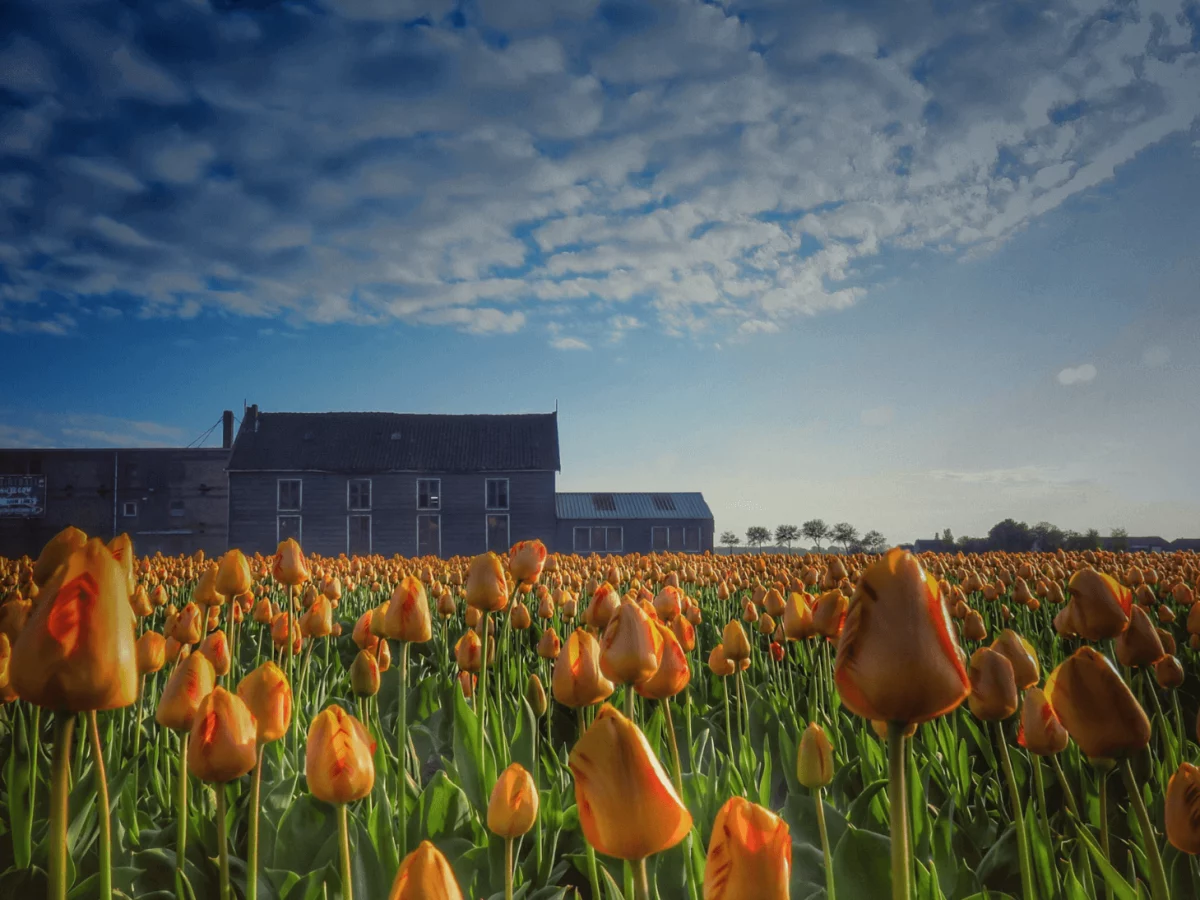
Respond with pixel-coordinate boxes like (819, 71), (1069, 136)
(912, 539), (956, 553)
(227, 411), (560, 473)
(556, 492), (713, 520)
(1170, 538), (1200, 551)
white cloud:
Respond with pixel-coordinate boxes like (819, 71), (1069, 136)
(860, 406), (896, 427)
(1142, 345), (1171, 367)
(737, 319), (780, 335)
(550, 335), (590, 350)
(1057, 363), (1098, 386)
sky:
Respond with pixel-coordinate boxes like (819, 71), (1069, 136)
(2, 0), (1199, 545)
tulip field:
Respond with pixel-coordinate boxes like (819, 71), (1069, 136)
(4, 531), (1200, 900)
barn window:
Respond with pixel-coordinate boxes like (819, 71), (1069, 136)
(348, 479), (371, 510)
(278, 479), (302, 511)
(682, 527), (701, 552)
(486, 514), (510, 553)
(417, 479), (440, 510)
(573, 526), (622, 553)
(278, 515), (302, 543)
(347, 515), (371, 554)
(122, 501), (138, 517)
(591, 493), (616, 512)
(485, 478), (509, 510)
(417, 514), (441, 556)
(651, 493), (676, 511)
(170, 499), (185, 517)
(652, 526), (670, 551)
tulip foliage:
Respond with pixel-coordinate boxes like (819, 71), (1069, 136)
(2, 531), (1200, 900)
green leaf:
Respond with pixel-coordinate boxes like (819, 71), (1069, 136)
(453, 682), (496, 815)
(410, 769), (474, 849)
(5, 704), (33, 869)
(831, 825), (892, 899)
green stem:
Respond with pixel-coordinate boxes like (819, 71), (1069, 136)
(131, 675), (144, 842)
(1051, 754), (1080, 818)
(247, 745), (264, 900)
(27, 705), (41, 854)
(478, 611), (491, 788)
(177, 732), (189, 886)
(816, 785), (836, 900)
(338, 803), (354, 900)
(505, 837), (514, 900)
(50, 713), (75, 900)
(1030, 751), (1050, 836)
(397, 640), (410, 862)
(1099, 768), (1113, 900)
(216, 785), (230, 900)
(994, 721), (1036, 900)
(633, 857), (651, 900)
(722, 677), (735, 769)
(887, 724), (912, 900)
(662, 699), (685, 798)
(1121, 759), (1171, 900)
(579, 707), (602, 900)
(87, 711), (114, 900)
(625, 683), (636, 722)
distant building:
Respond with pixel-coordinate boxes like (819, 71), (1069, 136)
(0, 411), (234, 558)
(1100, 535), (1171, 553)
(555, 492), (714, 555)
(912, 538), (957, 554)
(1170, 538), (1200, 552)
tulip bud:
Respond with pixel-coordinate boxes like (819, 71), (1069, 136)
(1018, 687), (1069, 756)
(1062, 568), (1132, 640)
(569, 704), (692, 859)
(188, 686), (258, 782)
(385, 576), (432, 643)
(671, 615), (696, 652)
(1155, 655), (1184, 689)
(962, 610), (987, 642)
(387, 841), (465, 900)
(708, 644), (735, 677)
(782, 593), (813, 640)
(722, 620), (752, 663)
(1044, 646), (1150, 760)
(601, 602), (663, 685)
(990, 629), (1039, 690)
(509, 540), (548, 585)
(130, 584), (153, 617)
(199, 629), (231, 677)
(635, 622), (691, 700)
(458, 670), (476, 699)
(526, 673), (548, 717)
(1166, 763), (1200, 854)
(966, 647), (1018, 721)
(272, 539), (310, 586)
(157, 652), (217, 731)
(136, 630), (167, 675)
(797, 722), (834, 788)
(465, 553), (508, 612)
(350, 649), (381, 697)
(703, 796), (791, 900)
(306, 705), (375, 804)
(588, 583), (621, 630)
(215, 549), (252, 599)
(510, 601), (532, 630)
(237, 661), (292, 744)
(537, 627), (562, 660)
(488, 762), (539, 838)
(653, 586), (682, 622)
(812, 590), (848, 639)
(455, 630), (482, 673)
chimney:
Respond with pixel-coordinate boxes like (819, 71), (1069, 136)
(247, 404), (260, 432)
(222, 410), (235, 449)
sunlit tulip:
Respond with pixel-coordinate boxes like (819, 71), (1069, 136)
(306, 705), (375, 804)
(12, 538), (138, 711)
(271, 612), (302, 654)
(1165, 763), (1200, 854)
(195, 565), (222, 606)
(237, 661), (292, 743)
(708, 644), (746, 676)
(187, 687), (257, 782)
(654, 586), (683, 622)
(1062, 568), (1131, 640)
(131, 584), (153, 617)
(385, 576), (431, 642)
(199, 629), (231, 676)
(465, 552), (508, 612)
(301, 595), (333, 638)
(322, 577), (342, 602)
(553, 628), (614, 707)
(215, 549), (252, 599)
(488, 762), (539, 838)
(537, 595), (555, 619)
(455, 630), (482, 673)
(721, 620), (751, 662)
(510, 601), (532, 630)
(1018, 687), (1069, 756)
(537, 626), (562, 659)
(966, 647), (1018, 721)
(569, 704), (692, 859)
(0, 633), (13, 698)
(1044, 646), (1150, 760)
(32, 526), (88, 587)
(272, 538), (310, 586)
(636, 622), (691, 700)
(601, 601), (663, 685)
(782, 593), (813, 640)
(588, 582), (622, 630)
(797, 722), (834, 789)
(1115, 605), (1165, 667)
(350, 649), (381, 696)
(763, 588), (786, 618)
(834, 548), (969, 725)
(811, 589), (848, 639)
(769, 641), (784, 662)
(509, 540), (548, 585)
(157, 652), (217, 731)
(703, 796), (790, 900)
(990, 629), (1039, 690)
(136, 630), (167, 675)
(175, 602), (203, 644)
(671, 614), (696, 652)
(165, 636), (186, 664)
(388, 840), (465, 900)
(1155, 655), (1184, 689)
(254, 598), (275, 625)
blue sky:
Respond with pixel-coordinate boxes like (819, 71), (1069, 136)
(2, 0), (1199, 543)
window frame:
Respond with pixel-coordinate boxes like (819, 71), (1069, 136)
(606, 526), (623, 552)
(277, 514), (302, 544)
(277, 478), (302, 512)
(346, 514), (372, 555)
(573, 526), (591, 552)
(572, 525), (624, 554)
(347, 478), (372, 511)
(485, 477), (510, 511)
(416, 478), (441, 511)
(416, 513), (442, 556)
(682, 527), (701, 553)
(485, 513), (510, 553)
(651, 525), (670, 552)
(122, 500), (138, 517)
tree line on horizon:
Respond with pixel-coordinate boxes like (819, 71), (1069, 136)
(718, 520), (887, 554)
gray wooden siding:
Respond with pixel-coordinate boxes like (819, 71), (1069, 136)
(554, 518), (715, 555)
(228, 470), (558, 557)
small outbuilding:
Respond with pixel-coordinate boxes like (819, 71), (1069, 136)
(554, 492), (714, 555)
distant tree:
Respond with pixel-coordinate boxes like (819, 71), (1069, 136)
(861, 530), (887, 553)
(802, 519), (831, 551)
(942, 528), (954, 545)
(1030, 521), (1066, 552)
(831, 522), (858, 553)
(720, 531), (740, 555)
(987, 518), (1032, 552)
(746, 526), (771, 550)
(775, 524), (800, 553)
(1110, 527), (1129, 552)
(1083, 528), (1102, 551)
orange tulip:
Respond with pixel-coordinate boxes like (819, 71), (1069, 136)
(990, 629), (1039, 690)
(509, 540), (548, 585)
(385, 576), (432, 642)
(703, 796), (791, 900)
(797, 722), (834, 789)
(11, 538), (138, 711)
(237, 661), (292, 743)
(636, 622), (691, 700)
(199, 630), (231, 676)
(653, 586), (683, 622)
(1165, 763), (1200, 854)
(671, 615), (696, 652)
(0, 633), (13, 698)
(32, 526), (89, 587)
(195, 565), (222, 606)
(388, 840), (465, 900)
(455, 630), (482, 673)
(510, 602), (532, 630)
(1018, 687), (1069, 756)
(1115, 605), (1165, 667)
(272, 539), (310, 586)
(465, 552), (508, 612)
(187, 686), (258, 782)
(782, 593), (813, 640)
(537, 627), (562, 660)
(600, 601), (663, 685)
(834, 548), (969, 726)
(569, 704), (692, 859)
(157, 652), (217, 731)
(175, 602), (203, 644)
(130, 584), (153, 617)
(966, 647), (1018, 721)
(1155, 655), (1184, 689)
(588, 582), (622, 630)
(306, 705), (375, 804)
(215, 549), (252, 599)
(553, 628), (614, 707)
(962, 610), (987, 642)
(1061, 568), (1131, 640)
(721, 620), (752, 663)
(1044, 646), (1150, 760)
(526, 673), (548, 717)
(488, 762), (539, 838)
(350, 649), (381, 697)
(707, 645), (737, 677)
(136, 630), (167, 675)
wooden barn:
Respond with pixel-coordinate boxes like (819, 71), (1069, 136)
(554, 492), (715, 555)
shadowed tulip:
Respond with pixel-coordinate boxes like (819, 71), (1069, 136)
(237, 661), (292, 743)
(465, 553), (508, 612)
(722, 620), (752, 662)
(636, 622), (691, 700)
(272, 539), (310, 586)
(537, 626), (562, 659)
(1165, 763), (1200, 854)
(1062, 568), (1131, 640)
(157, 652), (217, 731)
(797, 722), (834, 789)
(671, 615), (696, 652)
(569, 704), (692, 860)
(1018, 687), (1069, 756)
(388, 841), (465, 900)
(526, 673), (548, 717)
(703, 796), (791, 900)
(554, 628), (614, 707)
(962, 610), (987, 642)
(990, 629), (1040, 689)
(350, 649), (381, 697)
(1115, 605), (1165, 668)
(834, 548), (969, 726)
(1155, 655), (1184, 689)
(136, 630), (167, 675)
(966, 647), (1018, 721)
(1044, 646), (1150, 760)
(188, 687), (258, 782)
(306, 705), (375, 804)
(215, 549), (252, 600)
(175, 602), (203, 644)
(385, 576), (432, 642)
(454, 630), (482, 673)
(12, 538), (138, 711)
(488, 762), (539, 838)
(510, 602), (532, 630)
(601, 601), (664, 685)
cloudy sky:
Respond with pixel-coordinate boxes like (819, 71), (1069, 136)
(2, 0), (1199, 544)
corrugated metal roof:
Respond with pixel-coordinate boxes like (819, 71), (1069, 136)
(227, 411), (560, 473)
(555, 492), (713, 520)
